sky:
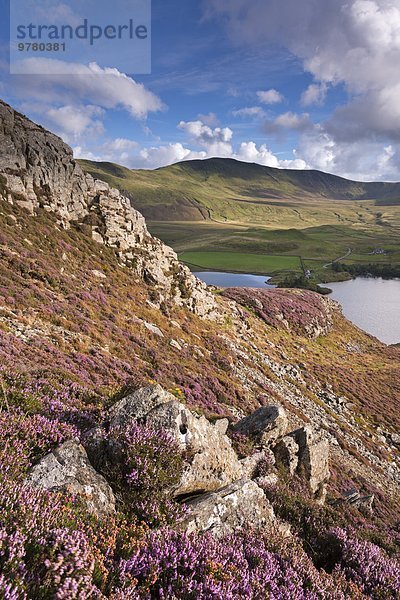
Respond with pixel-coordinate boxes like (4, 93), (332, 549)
(1, 0), (400, 181)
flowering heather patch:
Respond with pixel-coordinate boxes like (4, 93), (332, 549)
(0, 482), (100, 598)
(330, 528), (400, 598)
(223, 287), (333, 337)
(0, 479), (147, 598)
(1, 471), (397, 598)
(102, 424), (186, 527)
(115, 528), (364, 599)
(0, 408), (77, 481)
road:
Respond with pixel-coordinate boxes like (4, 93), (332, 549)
(323, 247), (352, 269)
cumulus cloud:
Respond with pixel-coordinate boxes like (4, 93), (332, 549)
(301, 83), (328, 106)
(264, 112), (313, 137)
(197, 112), (220, 126)
(135, 144), (206, 169)
(235, 141), (307, 169)
(257, 89), (284, 104)
(275, 112), (311, 130)
(232, 106), (265, 119)
(11, 59), (164, 119)
(295, 126), (400, 181)
(47, 105), (105, 140)
(204, 0), (400, 179)
(178, 120), (233, 155)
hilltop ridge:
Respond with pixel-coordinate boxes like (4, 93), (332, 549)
(79, 156), (400, 224)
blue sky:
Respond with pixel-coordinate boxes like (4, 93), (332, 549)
(1, 0), (400, 180)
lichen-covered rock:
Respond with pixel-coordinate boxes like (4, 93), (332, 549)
(293, 427), (330, 501)
(233, 405), (288, 448)
(26, 440), (116, 517)
(239, 450), (275, 479)
(108, 384), (172, 428)
(273, 435), (299, 475)
(0, 100), (217, 318)
(180, 479), (275, 536)
(107, 385), (243, 496)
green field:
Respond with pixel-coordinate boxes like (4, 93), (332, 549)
(180, 251), (301, 273)
(150, 221), (400, 279)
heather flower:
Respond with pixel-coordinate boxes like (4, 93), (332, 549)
(104, 424), (186, 527)
(330, 528), (400, 598)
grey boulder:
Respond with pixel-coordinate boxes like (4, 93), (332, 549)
(26, 440), (116, 517)
(180, 478), (275, 537)
(107, 385), (243, 497)
(274, 426), (330, 502)
(233, 405), (288, 448)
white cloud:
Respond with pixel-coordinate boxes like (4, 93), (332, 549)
(300, 83), (328, 106)
(295, 127), (400, 181)
(47, 105), (104, 139)
(263, 112), (312, 136)
(275, 112), (311, 129)
(178, 120), (233, 155)
(232, 106), (265, 118)
(74, 138), (139, 166)
(257, 89), (284, 104)
(135, 144), (206, 169)
(197, 112), (220, 126)
(235, 141), (307, 169)
(12, 59), (164, 119)
(204, 0), (400, 179)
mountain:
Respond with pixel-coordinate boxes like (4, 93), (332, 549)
(79, 157), (400, 223)
(1, 101), (400, 597)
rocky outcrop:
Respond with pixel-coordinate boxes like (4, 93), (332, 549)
(222, 288), (335, 338)
(25, 384), (331, 537)
(233, 405), (288, 448)
(90, 385), (243, 497)
(331, 489), (374, 515)
(273, 435), (299, 475)
(274, 426), (330, 502)
(0, 100), (216, 318)
(26, 440), (116, 517)
(239, 450), (274, 479)
(180, 479), (275, 537)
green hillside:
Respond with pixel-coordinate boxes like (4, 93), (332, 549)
(79, 157), (400, 225)
(79, 158), (400, 280)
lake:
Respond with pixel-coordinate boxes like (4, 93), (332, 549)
(326, 277), (400, 345)
(194, 271), (274, 288)
(195, 271), (400, 345)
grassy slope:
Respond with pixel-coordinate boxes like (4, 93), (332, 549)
(79, 158), (400, 223)
(79, 158), (400, 277)
(1, 196), (399, 517)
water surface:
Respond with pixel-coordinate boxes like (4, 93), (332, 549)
(194, 271), (273, 288)
(326, 277), (400, 345)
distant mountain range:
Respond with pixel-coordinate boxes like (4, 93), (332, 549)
(79, 157), (400, 222)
